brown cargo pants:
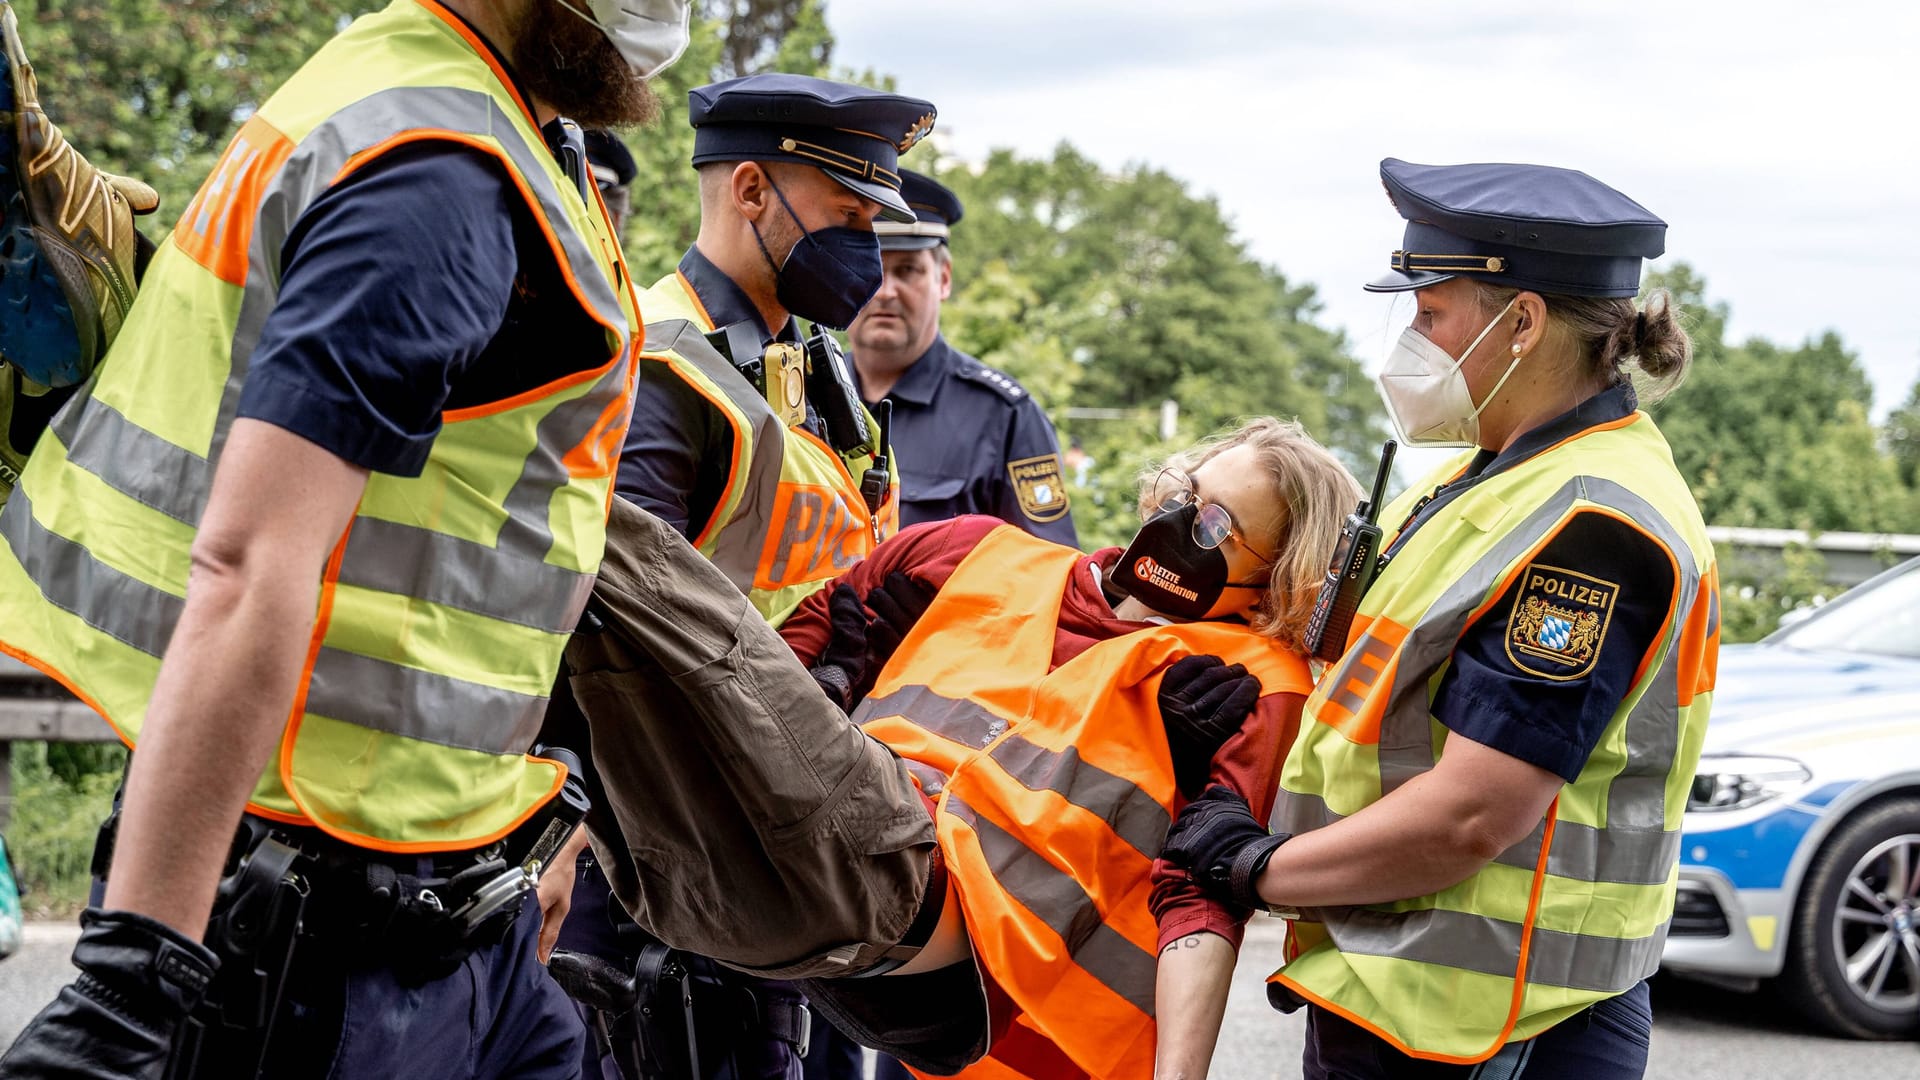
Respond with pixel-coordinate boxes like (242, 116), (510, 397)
(563, 497), (938, 981)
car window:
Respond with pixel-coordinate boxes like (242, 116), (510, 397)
(1774, 560), (1920, 659)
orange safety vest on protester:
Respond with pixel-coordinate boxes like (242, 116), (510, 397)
(853, 526), (1314, 1079)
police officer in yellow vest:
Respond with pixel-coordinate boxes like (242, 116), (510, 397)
(545, 73), (931, 1080)
(614, 73), (928, 626)
(0, 1), (689, 1076)
(1165, 160), (1720, 1079)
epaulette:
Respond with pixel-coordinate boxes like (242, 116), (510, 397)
(955, 361), (1027, 403)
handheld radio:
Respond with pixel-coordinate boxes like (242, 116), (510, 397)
(800, 323), (875, 458)
(1301, 440), (1398, 663)
(860, 398), (894, 520)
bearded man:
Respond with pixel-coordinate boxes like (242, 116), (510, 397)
(0, 2), (687, 1077)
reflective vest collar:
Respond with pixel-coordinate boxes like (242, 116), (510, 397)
(416, 0), (541, 129)
(675, 244), (798, 344)
(1385, 383), (1641, 561)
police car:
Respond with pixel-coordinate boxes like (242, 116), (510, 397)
(1662, 556), (1920, 1038)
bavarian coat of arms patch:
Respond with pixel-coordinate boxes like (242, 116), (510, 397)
(1505, 562), (1619, 680)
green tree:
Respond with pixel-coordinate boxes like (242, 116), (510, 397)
(1885, 377), (1920, 491)
(14, 0), (386, 219)
(1646, 264), (1914, 534)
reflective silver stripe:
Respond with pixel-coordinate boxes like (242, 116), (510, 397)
(35, 85), (627, 738)
(1324, 905), (1666, 993)
(903, 759), (949, 796)
(332, 516), (595, 634)
(859, 687), (1173, 859)
(0, 487), (182, 658)
(945, 793), (1157, 1016)
(1375, 481), (1597, 792)
(1276, 791), (1680, 887)
(644, 319), (785, 593)
(1529, 922), (1668, 993)
(64, 84), (627, 527)
(304, 646), (549, 756)
(50, 396), (209, 526)
(988, 733), (1171, 861)
(1489, 818), (1681, 886)
(854, 685), (1004, 748)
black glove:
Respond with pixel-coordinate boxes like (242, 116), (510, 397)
(0, 907), (219, 1079)
(862, 571), (936, 666)
(1160, 785), (1290, 910)
(1157, 655), (1261, 799)
(809, 584), (870, 711)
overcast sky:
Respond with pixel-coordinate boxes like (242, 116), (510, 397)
(829, 0), (1920, 419)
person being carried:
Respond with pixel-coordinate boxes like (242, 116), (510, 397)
(565, 416), (1362, 1078)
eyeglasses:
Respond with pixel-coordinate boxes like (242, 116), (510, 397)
(1151, 468), (1278, 563)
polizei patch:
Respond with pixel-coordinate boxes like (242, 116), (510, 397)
(1505, 562), (1618, 680)
(1008, 454), (1070, 523)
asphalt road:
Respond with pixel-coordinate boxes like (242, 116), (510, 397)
(5, 917), (1916, 1076)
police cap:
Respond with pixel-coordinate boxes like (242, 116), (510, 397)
(688, 74), (937, 223)
(584, 129), (637, 191)
(1366, 158), (1667, 298)
(873, 169), (963, 251)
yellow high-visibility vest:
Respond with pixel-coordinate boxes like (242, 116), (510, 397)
(0, 0), (641, 852)
(638, 273), (896, 625)
(1272, 408), (1720, 1061)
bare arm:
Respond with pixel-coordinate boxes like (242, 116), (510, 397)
(101, 419), (369, 936)
(1153, 931), (1237, 1080)
(1257, 734), (1563, 908)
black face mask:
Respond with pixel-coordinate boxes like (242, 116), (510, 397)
(1111, 503), (1269, 621)
(749, 176), (884, 330)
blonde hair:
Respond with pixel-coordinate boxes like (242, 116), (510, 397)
(1138, 417), (1364, 652)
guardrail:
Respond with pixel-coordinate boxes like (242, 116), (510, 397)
(0, 663), (114, 829)
(1707, 526), (1920, 588)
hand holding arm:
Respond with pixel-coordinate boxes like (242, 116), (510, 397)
(1252, 734), (1562, 908)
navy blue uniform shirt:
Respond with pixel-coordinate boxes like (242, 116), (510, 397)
(853, 334), (1077, 547)
(616, 246), (809, 540)
(1388, 384), (1675, 783)
(233, 16), (606, 475)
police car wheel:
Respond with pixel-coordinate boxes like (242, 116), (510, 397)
(1777, 796), (1920, 1039)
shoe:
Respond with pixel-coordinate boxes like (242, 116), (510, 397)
(0, 0), (159, 388)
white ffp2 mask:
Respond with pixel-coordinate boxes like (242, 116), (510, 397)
(554, 0), (692, 81)
(1375, 299), (1521, 448)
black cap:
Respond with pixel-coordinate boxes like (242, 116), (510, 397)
(1366, 158), (1667, 298)
(584, 129), (637, 191)
(688, 74), (937, 224)
(873, 170), (963, 251)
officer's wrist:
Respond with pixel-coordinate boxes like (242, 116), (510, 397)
(1227, 833), (1291, 910)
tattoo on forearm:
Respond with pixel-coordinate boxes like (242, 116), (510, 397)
(1163, 935), (1205, 954)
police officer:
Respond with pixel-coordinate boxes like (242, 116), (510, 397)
(1163, 159), (1718, 1079)
(847, 170), (1078, 545)
(615, 73), (931, 621)
(585, 127), (638, 232)
(551, 73), (938, 1080)
(0, 0), (689, 1076)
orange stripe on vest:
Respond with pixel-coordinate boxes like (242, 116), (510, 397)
(172, 115), (297, 286)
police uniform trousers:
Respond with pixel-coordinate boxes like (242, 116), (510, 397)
(90, 867), (583, 1079)
(556, 852), (808, 1080)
